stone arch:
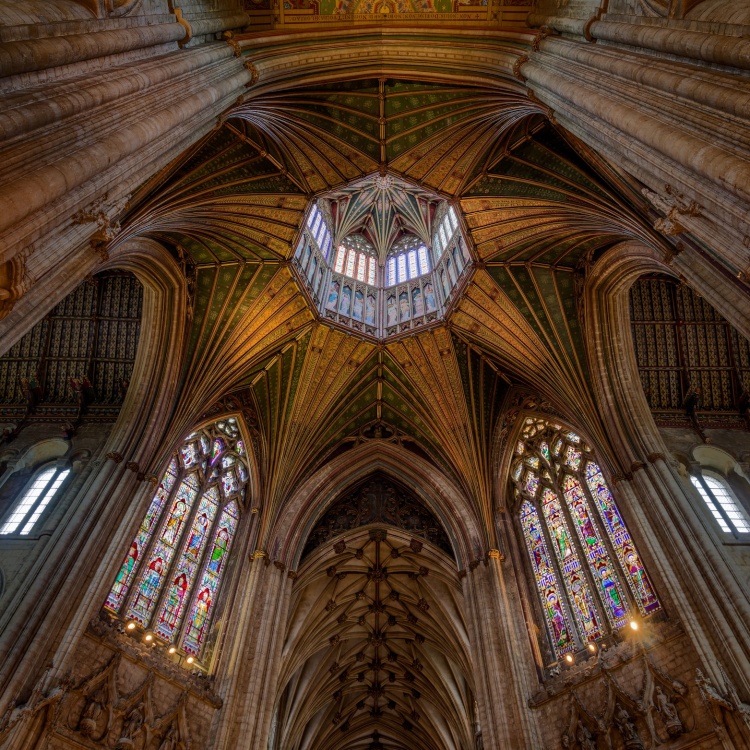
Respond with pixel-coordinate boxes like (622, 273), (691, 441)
(98, 237), (188, 464)
(268, 441), (485, 572)
(299, 473), (455, 563)
(0, 236), (190, 701)
(583, 239), (750, 693)
(692, 445), (747, 477)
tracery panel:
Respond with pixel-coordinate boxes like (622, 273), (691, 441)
(104, 417), (249, 660)
(512, 418), (661, 660)
(630, 275), (750, 427)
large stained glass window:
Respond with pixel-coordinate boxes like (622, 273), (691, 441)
(513, 418), (660, 660)
(104, 417), (248, 659)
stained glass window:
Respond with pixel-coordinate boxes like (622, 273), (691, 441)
(519, 501), (575, 655)
(513, 420), (661, 660)
(0, 465), (71, 536)
(104, 417), (249, 660)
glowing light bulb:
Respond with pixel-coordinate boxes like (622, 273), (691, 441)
(630, 620), (639, 631)
(144, 633), (153, 642)
(186, 656), (194, 664)
(168, 646), (177, 654)
(565, 654), (574, 664)
(126, 622), (136, 631)
(588, 643), (596, 653)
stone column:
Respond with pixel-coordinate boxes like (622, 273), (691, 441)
(519, 25), (750, 286)
(0, 239), (187, 707)
(462, 556), (543, 749)
(211, 556), (293, 750)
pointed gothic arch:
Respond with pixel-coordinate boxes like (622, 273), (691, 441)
(268, 441), (486, 571)
(505, 414), (662, 662)
(102, 413), (255, 664)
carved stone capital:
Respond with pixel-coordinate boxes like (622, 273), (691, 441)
(512, 54), (529, 82)
(106, 452), (124, 464)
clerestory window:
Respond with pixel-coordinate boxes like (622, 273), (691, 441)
(0, 465), (70, 535)
(386, 235), (430, 286)
(333, 234), (377, 285)
(690, 473), (750, 535)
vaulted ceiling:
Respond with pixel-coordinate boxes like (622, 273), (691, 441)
(278, 521), (472, 750)
(118, 74), (665, 554)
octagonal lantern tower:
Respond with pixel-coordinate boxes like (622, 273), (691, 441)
(292, 173), (474, 340)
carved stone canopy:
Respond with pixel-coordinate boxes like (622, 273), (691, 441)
(302, 473), (453, 560)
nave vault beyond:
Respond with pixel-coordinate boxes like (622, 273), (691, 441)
(0, 2), (750, 749)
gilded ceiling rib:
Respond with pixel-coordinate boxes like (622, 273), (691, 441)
(114, 74), (664, 548)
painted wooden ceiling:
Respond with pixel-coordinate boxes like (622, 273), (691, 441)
(321, 173), (442, 264)
(120, 76), (664, 551)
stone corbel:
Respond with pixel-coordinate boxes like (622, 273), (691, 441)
(512, 55), (529, 82)
(72, 194), (130, 262)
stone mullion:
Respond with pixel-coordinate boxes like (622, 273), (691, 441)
(205, 508), (260, 675)
(115, 461), (184, 619)
(175, 457), (246, 654)
(577, 459), (642, 619)
(122, 463), (205, 626)
(506, 499), (556, 668)
(695, 471), (739, 539)
(148, 465), (215, 638)
(550, 457), (614, 641)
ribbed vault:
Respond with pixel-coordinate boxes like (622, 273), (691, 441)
(114, 63), (667, 546)
(274, 512), (472, 750)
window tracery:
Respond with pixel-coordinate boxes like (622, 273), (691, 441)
(333, 234), (377, 285)
(386, 235), (431, 286)
(512, 418), (660, 659)
(104, 417), (248, 657)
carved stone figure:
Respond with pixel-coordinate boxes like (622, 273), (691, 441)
(158, 722), (179, 750)
(78, 691), (105, 737)
(614, 705), (644, 749)
(655, 685), (684, 737)
(575, 720), (596, 750)
(117, 701), (145, 747)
